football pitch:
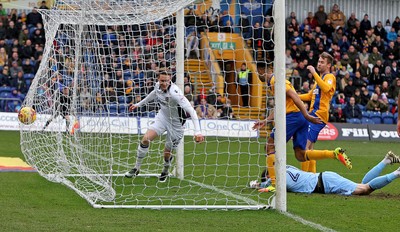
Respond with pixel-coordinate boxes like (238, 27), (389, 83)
(1, 130), (400, 231)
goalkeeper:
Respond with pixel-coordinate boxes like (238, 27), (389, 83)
(125, 71), (204, 182)
(250, 151), (400, 196)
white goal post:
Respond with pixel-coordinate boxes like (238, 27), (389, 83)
(19, 0), (285, 210)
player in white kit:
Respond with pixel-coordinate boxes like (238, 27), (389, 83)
(125, 72), (204, 182)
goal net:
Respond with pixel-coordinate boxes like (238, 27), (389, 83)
(19, 0), (279, 209)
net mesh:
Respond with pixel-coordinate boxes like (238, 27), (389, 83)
(19, 0), (275, 208)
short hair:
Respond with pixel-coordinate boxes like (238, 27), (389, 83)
(320, 52), (333, 66)
(158, 71), (171, 77)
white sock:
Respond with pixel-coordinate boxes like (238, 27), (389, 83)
(135, 143), (149, 169)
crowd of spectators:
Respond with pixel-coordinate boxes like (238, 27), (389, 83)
(282, 4), (400, 124)
(1, 3), (399, 124)
(0, 5), (236, 119)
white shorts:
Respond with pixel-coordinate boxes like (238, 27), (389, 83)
(149, 113), (184, 150)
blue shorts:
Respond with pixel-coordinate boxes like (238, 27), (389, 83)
(271, 112), (308, 150)
(307, 112), (326, 143)
(322, 171), (357, 196)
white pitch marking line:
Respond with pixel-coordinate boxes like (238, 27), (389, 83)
(281, 211), (337, 232)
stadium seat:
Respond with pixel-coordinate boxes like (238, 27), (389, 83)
(346, 118), (361, 124)
(357, 104), (365, 111)
(362, 111), (371, 118)
(382, 112), (394, 124)
(388, 98), (395, 105)
(23, 73), (35, 80)
(361, 117), (375, 124)
(370, 111), (382, 124)
(0, 86), (12, 94)
(148, 111), (156, 118)
(107, 104), (119, 116)
(118, 104), (129, 115)
(367, 85), (375, 92)
(394, 113), (399, 124)
(118, 96), (127, 104)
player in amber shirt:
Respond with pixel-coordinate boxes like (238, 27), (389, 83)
(299, 52), (336, 173)
(253, 72), (351, 186)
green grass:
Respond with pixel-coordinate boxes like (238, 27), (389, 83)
(1, 130), (400, 231)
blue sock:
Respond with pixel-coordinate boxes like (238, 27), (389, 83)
(362, 161), (386, 184)
(368, 173), (397, 190)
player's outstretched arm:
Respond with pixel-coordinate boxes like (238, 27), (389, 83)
(129, 90), (156, 111)
(287, 88), (322, 124)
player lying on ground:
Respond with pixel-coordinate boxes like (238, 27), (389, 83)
(252, 72), (352, 186)
(125, 71), (204, 182)
(250, 151), (400, 195)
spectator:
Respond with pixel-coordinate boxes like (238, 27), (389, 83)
(314, 5), (328, 27)
(21, 39), (34, 59)
(0, 66), (10, 86)
(0, 21), (6, 40)
(220, 98), (235, 119)
(11, 71), (27, 94)
(328, 4), (346, 29)
(338, 35), (350, 53)
(9, 60), (22, 79)
(371, 35), (385, 54)
(214, 93), (224, 116)
(347, 12), (358, 29)
(384, 42), (396, 60)
(365, 29), (376, 46)
(300, 81), (310, 94)
(359, 47), (370, 64)
(26, 7), (43, 28)
(286, 12), (298, 27)
(185, 31), (199, 59)
(0, 47), (7, 67)
(360, 14), (372, 34)
(285, 49), (296, 69)
(321, 19), (335, 39)
(375, 85), (389, 106)
(236, 63), (251, 107)
(39, 1), (49, 10)
(385, 19), (392, 33)
(18, 28), (29, 46)
(31, 29), (45, 46)
(361, 87), (371, 106)
(374, 21), (387, 40)
(353, 88), (362, 104)
(351, 58), (362, 74)
(0, 4), (6, 21)
(332, 26), (344, 44)
(353, 71), (367, 88)
(369, 66), (384, 86)
(294, 59), (309, 82)
(220, 10), (234, 28)
(262, 21), (274, 62)
(368, 47), (383, 66)
(196, 97), (218, 119)
(389, 78), (400, 99)
(366, 93), (388, 112)
(8, 8), (18, 24)
(343, 96), (362, 120)
(383, 66), (396, 84)
(238, 14), (251, 39)
(391, 61), (400, 78)
(5, 21), (19, 42)
(347, 27), (362, 47)
(344, 78), (357, 99)
(392, 16), (400, 33)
